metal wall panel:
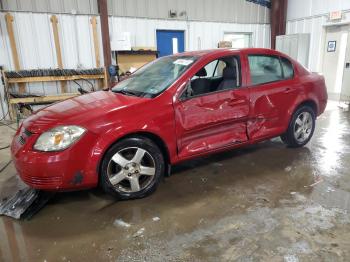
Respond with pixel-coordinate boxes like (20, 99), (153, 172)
(109, 0), (269, 23)
(109, 16), (270, 51)
(1, 0), (270, 23)
(0, 12), (103, 101)
(287, 0), (350, 21)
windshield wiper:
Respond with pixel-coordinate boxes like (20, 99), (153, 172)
(113, 89), (140, 97)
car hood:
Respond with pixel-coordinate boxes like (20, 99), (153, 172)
(23, 91), (149, 133)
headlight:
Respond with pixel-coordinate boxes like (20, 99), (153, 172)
(34, 125), (86, 152)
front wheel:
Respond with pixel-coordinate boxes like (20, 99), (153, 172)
(281, 105), (316, 148)
(100, 136), (164, 199)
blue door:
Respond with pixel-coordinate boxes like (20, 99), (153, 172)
(156, 30), (185, 57)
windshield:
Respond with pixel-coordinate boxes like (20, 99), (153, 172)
(112, 56), (197, 98)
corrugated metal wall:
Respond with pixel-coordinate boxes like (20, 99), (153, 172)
(286, 9), (350, 72)
(0, 11), (270, 72)
(110, 16), (270, 51)
(1, 0), (270, 24)
(0, 12), (103, 94)
(1, 0), (99, 14)
(107, 0), (269, 24)
(287, 0), (350, 21)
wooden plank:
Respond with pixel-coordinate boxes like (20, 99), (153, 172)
(50, 15), (67, 93)
(5, 13), (26, 94)
(91, 17), (101, 68)
(103, 67), (108, 89)
(7, 74), (105, 83)
(9, 93), (79, 104)
(91, 16), (104, 89)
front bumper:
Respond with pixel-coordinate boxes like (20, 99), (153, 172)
(11, 127), (100, 191)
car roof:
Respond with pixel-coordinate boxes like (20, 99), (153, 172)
(174, 48), (286, 58)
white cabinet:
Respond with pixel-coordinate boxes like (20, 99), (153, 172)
(276, 34), (310, 68)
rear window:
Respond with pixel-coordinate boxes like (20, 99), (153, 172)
(248, 55), (283, 85)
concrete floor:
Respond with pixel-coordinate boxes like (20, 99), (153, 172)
(1, 102), (350, 261)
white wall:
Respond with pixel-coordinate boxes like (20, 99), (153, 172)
(1, 0), (270, 24)
(286, 0), (350, 72)
(287, 0), (350, 21)
(109, 16), (271, 52)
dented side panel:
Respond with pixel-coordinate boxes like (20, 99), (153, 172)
(247, 79), (301, 140)
(175, 88), (250, 158)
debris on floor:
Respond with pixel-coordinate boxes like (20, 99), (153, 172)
(285, 166), (292, 172)
(0, 187), (54, 219)
(113, 219), (131, 228)
(132, 227), (145, 238)
(326, 186), (335, 193)
(305, 178), (324, 188)
(152, 216), (160, 222)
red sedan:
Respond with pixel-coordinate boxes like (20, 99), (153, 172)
(11, 48), (328, 199)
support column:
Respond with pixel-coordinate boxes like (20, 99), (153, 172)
(270, 0), (288, 49)
(97, 0), (111, 88)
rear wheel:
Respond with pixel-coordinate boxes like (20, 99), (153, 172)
(281, 105), (316, 148)
(100, 136), (164, 199)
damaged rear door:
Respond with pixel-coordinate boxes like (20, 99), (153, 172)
(246, 54), (299, 140)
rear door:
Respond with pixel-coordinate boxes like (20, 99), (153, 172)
(246, 54), (299, 140)
(173, 55), (250, 158)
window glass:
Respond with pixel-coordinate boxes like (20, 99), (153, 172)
(112, 56), (197, 98)
(280, 57), (294, 79)
(248, 55), (283, 85)
(182, 56), (241, 98)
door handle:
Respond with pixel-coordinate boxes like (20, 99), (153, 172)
(283, 87), (295, 94)
(228, 98), (245, 106)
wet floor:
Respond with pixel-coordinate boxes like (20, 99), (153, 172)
(1, 101), (350, 261)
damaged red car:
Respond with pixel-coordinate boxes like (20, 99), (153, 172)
(11, 48), (328, 199)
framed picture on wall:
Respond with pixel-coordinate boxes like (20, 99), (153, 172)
(327, 41), (336, 52)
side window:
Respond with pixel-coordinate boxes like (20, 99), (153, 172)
(280, 57), (294, 79)
(248, 55), (283, 85)
(183, 56), (241, 98)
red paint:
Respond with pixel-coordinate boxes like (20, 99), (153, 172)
(11, 48), (328, 191)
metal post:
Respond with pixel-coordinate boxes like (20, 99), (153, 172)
(97, 0), (111, 88)
(270, 0), (288, 49)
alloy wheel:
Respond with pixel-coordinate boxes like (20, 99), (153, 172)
(293, 111), (313, 143)
(107, 147), (156, 193)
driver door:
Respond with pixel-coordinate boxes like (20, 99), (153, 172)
(173, 55), (250, 159)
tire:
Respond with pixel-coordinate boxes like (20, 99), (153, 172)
(100, 136), (164, 200)
(281, 105), (316, 148)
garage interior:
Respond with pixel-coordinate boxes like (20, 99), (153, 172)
(0, 0), (350, 261)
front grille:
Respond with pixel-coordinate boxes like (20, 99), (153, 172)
(18, 136), (25, 145)
(23, 128), (32, 137)
(21, 173), (62, 187)
(17, 128), (32, 145)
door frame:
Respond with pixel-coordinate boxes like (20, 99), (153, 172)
(155, 29), (186, 56)
(319, 23), (350, 99)
(223, 32), (253, 48)
(319, 23), (350, 72)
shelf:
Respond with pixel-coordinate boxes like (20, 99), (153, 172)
(9, 93), (79, 104)
(6, 74), (105, 84)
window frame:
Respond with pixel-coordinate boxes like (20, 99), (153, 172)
(279, 56), (295, 80)
(247, 54), (295, 87)
(179, 55), (243, 101)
